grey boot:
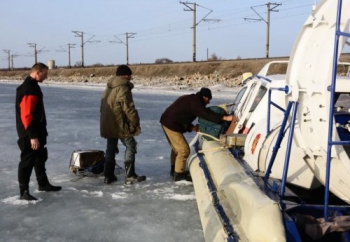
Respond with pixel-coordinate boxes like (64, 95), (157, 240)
(124, 161), (146, 185)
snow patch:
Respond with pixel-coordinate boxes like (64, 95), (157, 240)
(111, 192), (128, 199)
(80, 190), (103, 197)
(1, 196), (42, 205)
(164, 193), (196, 201)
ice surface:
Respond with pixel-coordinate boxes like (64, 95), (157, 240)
(0, 81), (236, 242)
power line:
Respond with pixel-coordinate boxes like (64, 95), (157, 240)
(109, 37), (123, 64)
(4, 1), (314, 68)
(66, 2), (311, 63)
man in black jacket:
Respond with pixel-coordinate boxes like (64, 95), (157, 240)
(16, 63), (61, 201)
(160, 87), (233, 181)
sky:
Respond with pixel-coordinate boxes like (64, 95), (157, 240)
(0, 81), (237, 242)
(0, 0), (318, 69)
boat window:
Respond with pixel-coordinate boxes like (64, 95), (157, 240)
(249, 86), (267, 112)
(241, 83), (257, 113)
(334, 93), (350, 109)
(228, 87), (247, 114)
(334, 93), (350, 156)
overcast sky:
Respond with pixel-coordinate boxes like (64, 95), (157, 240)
(0, 0), (317, 68)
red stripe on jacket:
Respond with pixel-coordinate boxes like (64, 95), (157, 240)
(20, 95), (38, 129)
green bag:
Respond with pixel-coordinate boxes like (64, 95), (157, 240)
(198, 106), (229, 141)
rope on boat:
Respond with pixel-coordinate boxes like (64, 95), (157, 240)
(197, 131), (221, 142)
(196, 132), (231, 153)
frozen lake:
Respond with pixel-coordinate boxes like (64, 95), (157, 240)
(0, 82), (235, 242)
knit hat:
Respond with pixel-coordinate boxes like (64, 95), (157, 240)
(198, 87), (212, 100)
(116, 65), (132, 76)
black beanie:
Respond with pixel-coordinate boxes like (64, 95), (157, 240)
(116, 65), (132, 76)
(199, 87), (212, 99)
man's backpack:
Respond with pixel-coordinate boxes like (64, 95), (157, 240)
(69, 150), (105, 177)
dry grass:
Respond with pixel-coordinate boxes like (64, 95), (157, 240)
(0, 58), (285, 79)
(1, 54), (350, 84)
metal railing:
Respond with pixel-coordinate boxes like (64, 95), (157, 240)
(324, 0), (350, 220)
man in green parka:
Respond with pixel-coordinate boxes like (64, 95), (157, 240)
(100, 65), (146, 185)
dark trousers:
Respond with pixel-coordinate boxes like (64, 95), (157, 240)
(17, 137), (49, 190)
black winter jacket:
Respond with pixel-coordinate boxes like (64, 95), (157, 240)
(160, 92), (223, 133)
(16, 76), (48, 139)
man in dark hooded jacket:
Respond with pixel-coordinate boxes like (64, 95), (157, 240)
(160, 87), (234, 181)
(100, 65), (146, 185)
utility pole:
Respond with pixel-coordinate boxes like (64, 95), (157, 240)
(10, 54), (19, 70)
(72, 31), (97, 67)
(67, 44), (75, 68)
(27, 43), (48, 64)
(244, 2), (281, 58)
(193, 3), (196, 62)
(27, 43), (38, 63)
(2, 49), (10, 70)
(180, 2), (215, 62)
(58, 44), (76, 68)
(181, 2), (197, 62)
(72, 31), (84, 67)
(125, 32), (136, 65)
(113, 34), (135, 65)
(10, 55), (14, 70)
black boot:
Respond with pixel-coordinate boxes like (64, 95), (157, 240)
(38, 183), (62, 192)
(125, 161), (146, 185)
(35, 155), (61, 192)
(104, 175), (117, 184)
(174, 171), (192, 182)
(104, 160), (117, 184)
(20, 189), (37, 201)
(170, 165), (175, 177)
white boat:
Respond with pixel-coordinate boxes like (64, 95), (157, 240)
(188, 0), (350, 241)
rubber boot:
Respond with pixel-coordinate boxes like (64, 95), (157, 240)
(35, 162), (61, 192)
(174, 171), (192, 182)
(38, 183), (62, 192)
(20, 185), (37, 201)
(170, 165), (175, 177)
(104, 160), (117, 184)
(125, 161), (146, 185)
